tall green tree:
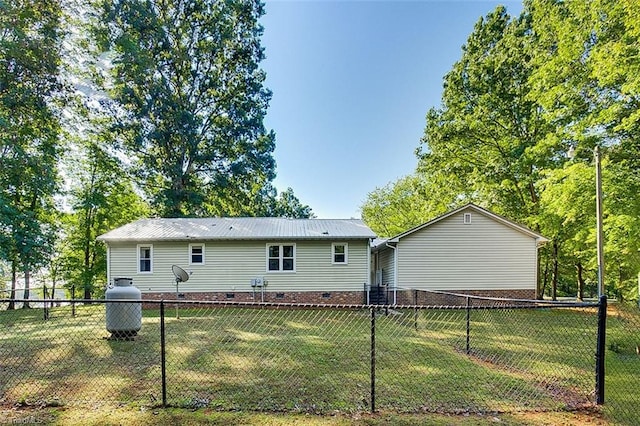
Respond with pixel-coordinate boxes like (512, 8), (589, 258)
(537, 162), (598, 300)
(365, 7), (552, 237)
(362, 1), (640, 300)
(529, 0), (640, 299)
(0, 0), (63, 308)
(417, 6), (554, 225)
(95, 0), (276, 218)
(202, 181), (313, 218)
(269, 187), (314, 219)
(361, 174), (451, 238)
(61, 138), (150, 299)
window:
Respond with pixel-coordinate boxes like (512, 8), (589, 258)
(138, 244), (153, 273)
(189, 243), (205, 265)
(267, 244), (295, 272)
(463, 213), (472, 224)
(332, 243), (348, 264)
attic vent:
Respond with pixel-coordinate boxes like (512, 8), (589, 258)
(463, 213), (472, 224)
(322, 231), (329, 235)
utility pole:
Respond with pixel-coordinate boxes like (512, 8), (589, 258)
(595, 146), (605, 298)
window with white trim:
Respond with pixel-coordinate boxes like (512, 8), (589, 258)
(267, 244), (295, 272)
(138, 244), (153, 273)
(332, 243), (348, 264)
(189, 243), (205, 265)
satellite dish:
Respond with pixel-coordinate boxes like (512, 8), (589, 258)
(171, 265), (190, 283)
(171, 265), (190, 320)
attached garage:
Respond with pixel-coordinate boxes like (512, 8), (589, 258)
(370, 204), (548, 304)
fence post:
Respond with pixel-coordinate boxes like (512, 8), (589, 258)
(160, 301), (167, 407)
(466, 296), (471, 355)
(413, 290), (418, 330)
(595, 295), (607, 405)
(370, 306), (376, 413)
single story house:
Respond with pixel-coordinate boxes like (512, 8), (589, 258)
(371, 204), (548, 305)
(97, 217), (377, 304)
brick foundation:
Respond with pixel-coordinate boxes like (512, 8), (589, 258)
(141, 290), (366, 305)
(140, 288), (535, 306)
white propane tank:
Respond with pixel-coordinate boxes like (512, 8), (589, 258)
(105, 277), (142, 340)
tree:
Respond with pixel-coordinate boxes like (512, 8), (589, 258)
(268, 187), (314, 219)
(365, 7), (553, 240)
(60, 138), (150, 299)
(0, 0), (63, 308)
(94, 0), (276, 218)
(417, 6), (555, 226)
(537, 162), (598, 300)
(361, 174), (452, 238)
(529, 0), (640, 299)
(363, 2), (640, 301)
(530, 0), (640, 147)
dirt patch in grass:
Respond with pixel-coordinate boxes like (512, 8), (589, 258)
(0, 405), (609, 426)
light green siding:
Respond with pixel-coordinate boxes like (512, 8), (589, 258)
(396, 211), (537, 290)
(107, 239), (370, 293)
(378, 247), (395, 287)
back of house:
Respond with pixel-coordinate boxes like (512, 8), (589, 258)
(98, 217), (377, 304)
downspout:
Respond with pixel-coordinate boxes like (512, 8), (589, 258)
(534, 240), (539, 299)
(106, 244), (111, 288)
(367, 239), (372, 304)
(386, 243), (398, 305)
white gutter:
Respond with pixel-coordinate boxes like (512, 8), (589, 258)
(386, 242), (398, 305)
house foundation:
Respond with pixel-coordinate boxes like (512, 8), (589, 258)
(141, 290), (366, 305)
(140, 288), (535, 306)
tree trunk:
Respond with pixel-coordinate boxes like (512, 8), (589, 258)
(539, 252), (549, 300)
(618, 265), (624, 303)
(576, 262), (584, 301)
(551, 241), (558, 301)
(50, 271), (57, 309)
(22, 269), (31, 309)
(536, 253), (543, 299)
(8, 262), (16, 310)
(82, 203), (96, 300)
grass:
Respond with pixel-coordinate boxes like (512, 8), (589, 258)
(0, 301), (637, 425)
(0, 405), (610, 425)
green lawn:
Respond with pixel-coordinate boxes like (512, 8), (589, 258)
(0, 301), (637, 424)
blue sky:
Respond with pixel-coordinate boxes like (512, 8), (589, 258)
(261, 0), (523, 219)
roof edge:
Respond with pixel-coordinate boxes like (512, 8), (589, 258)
(98, 235), (375, 243)
(382, 203), (548, 244)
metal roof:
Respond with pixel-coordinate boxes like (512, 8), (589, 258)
(97, 217), (377, 242)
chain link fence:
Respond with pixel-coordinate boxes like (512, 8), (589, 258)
(0, 287), (69, 309)
(604, 302), (640, 425)
(0, 294), (637, 423)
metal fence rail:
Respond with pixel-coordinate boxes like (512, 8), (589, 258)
(1, 296), (614, 417)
